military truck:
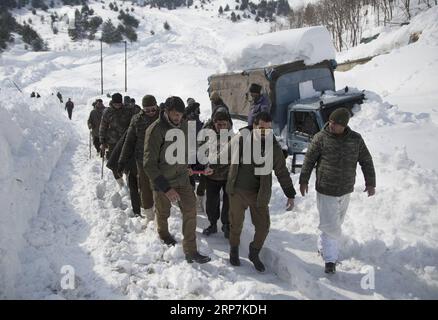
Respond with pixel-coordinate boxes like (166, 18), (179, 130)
(207, 59), (365, 172)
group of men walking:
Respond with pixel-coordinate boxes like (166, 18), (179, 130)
(86, 82), (376, 274)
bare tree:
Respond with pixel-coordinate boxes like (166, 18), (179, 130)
(401, 0), (411, 20)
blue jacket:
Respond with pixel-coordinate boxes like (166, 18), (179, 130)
(247, 95), (270, 126)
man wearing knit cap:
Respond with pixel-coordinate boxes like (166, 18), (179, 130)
(99, 92), (136, 187)
(119, 94), (159, 220)
(247, 83), (270, 126)
(299, 107), (376, 274)
(144, 96), (211, 264)
(185, 98), (207, 211)
(88, 99), (106, 155)
(209, 91), (229, 114)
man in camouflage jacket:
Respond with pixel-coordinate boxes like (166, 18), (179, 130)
(299, 107), (376, 274)
(99, 93), (136, 184)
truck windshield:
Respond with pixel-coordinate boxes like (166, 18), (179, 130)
(273, 67), (334, 134)
(290, 111), (319, 136)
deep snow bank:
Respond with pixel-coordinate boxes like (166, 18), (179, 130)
(0, 88), (71, 297)
(223, 26), (336, 71)
(337, 5), (438, 62)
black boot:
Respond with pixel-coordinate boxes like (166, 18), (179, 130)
(162, 235), (177, 246)
(202, 224), (217, 236)
(222, 224), (230, 239)
(185, 252), (211, 264)
(325, 262), (336, 274)
(229, 246), (240, 266)
(248, 244), (265, 272)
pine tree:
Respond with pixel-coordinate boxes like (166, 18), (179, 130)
(101, 19), (122, 43)
(31, 0), (48, 10)
(239, 0), (248, 11)
(20, 24), (45, 51)
(68, 9), (85, 41)
(231, 11), (237, 22)
(224, 4), (230, 12)
(163, 21), (170, 31)
(0, 11), (17, 51)
(123, 25), (137, 42)
(218, 6), (223, 15)
(1, 0), (18, 9)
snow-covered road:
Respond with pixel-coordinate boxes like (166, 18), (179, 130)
(14, 104), (305, 299)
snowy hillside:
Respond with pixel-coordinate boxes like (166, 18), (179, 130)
(0, 1), (437, 299)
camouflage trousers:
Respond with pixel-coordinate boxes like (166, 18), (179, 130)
(228, 189), (270, 250)
(153, 185), (198, 255)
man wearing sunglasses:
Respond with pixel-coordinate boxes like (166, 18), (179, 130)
(144, 96), (211, 264)
(119, 95), (159, 220)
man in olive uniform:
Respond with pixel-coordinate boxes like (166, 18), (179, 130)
(144, 96), (211, 264)
(119, 95), (159, 221)
(209, 91), (229, 114)
(99, 93), (135, 187)
(88, 99), (106, 155)
(200, 106), (234, 238)
(185, 98), (206, 211)
(299, 108), (376, 274)
(227, 112), (295, 272)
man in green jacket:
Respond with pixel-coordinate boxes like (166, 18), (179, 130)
(299, 108), (376, 274)
(88, 99), (106, 155)
(144, 96), (211, 264)
(119, 95), (159, 221)
(227, 112), (295, 272)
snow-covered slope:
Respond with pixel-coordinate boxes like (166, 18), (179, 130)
(0, 89), (71, 296)
(0, 1), (437, 299)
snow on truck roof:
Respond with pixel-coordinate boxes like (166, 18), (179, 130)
(223, 26), (336, 72)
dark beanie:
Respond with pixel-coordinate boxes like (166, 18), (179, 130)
(142, 95), (157, 107)
(329, 108), (350, 127)
(213, 107), (231, 122)
(186, 102), (200, 114)
(111, 93), (123, 104)
(249, 83), (262, 94)
(165, 96), (185, 113)
(187, 97), (196, 106)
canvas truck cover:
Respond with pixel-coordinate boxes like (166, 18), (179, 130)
(208, 60), (336, 131)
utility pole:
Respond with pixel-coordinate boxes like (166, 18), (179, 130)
(124, 40), (127, 93)
(100, 39), (103, 95)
